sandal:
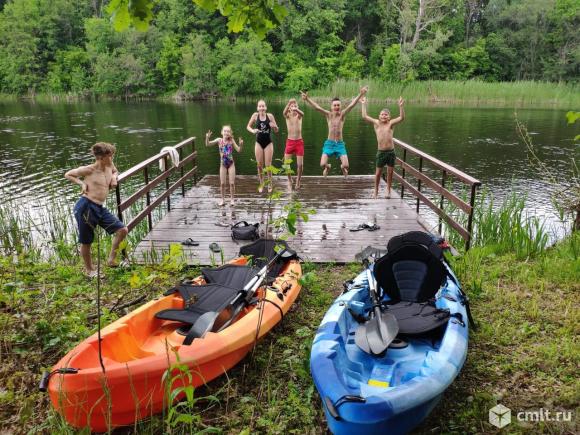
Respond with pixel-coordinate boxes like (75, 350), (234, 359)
(209, 242), (221, 253)
(367, 223), (380, 231)
(181, 238), (200, 246)
(349, 223), (369, 232)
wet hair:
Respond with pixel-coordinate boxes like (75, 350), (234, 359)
(91, 142), (116, 158)
(380, 108), (391, 115)
(331, 97), (341, 103)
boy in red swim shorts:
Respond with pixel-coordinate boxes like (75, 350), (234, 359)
(283, 98), (305, 190)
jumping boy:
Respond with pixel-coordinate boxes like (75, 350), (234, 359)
(301, 86), (367, 177)
(65, 142), (128, 277)
(283, 98), (305, 190)
(361, 96), (405, 199)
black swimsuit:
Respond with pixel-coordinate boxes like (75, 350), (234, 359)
(255, 114), (272, 148)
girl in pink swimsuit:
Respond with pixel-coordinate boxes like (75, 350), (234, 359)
(205, 125), (243, 206)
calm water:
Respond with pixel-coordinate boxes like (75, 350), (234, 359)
(1, 100), (578, 237)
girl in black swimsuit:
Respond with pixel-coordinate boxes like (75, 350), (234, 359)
(246, 99), (279, 193)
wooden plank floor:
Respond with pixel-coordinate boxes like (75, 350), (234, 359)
(132, 175), (430, 265)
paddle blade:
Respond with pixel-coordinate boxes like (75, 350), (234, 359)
(366, 311), (399, 355)
(355, 324), (371, 353)
(190, 311), (220, 339)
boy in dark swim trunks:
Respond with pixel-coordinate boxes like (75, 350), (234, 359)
(246, 99), (279, 193)
(301, 86), (367, 177)
(361, 96), (405, 199)
(283, 98), (305, 190)
(64, 142), (128, 278)
(206, 125), (243, 206)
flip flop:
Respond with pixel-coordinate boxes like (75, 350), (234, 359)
(209, 242), (221, 253)
(367, 223), (381, 232)
(84, 270), (104, 279)
(181, 238), (200, 246)
(349, 223), (369, 232)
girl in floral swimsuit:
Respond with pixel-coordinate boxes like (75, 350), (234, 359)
(205, 125), (243, 206)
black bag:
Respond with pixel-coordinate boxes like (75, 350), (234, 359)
(231, 221), (259, 241)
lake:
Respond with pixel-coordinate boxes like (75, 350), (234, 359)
(1, 100), (578, 240)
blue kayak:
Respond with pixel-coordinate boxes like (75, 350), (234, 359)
(310, 232), (471, 434)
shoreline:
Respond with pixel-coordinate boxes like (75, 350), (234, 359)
(1, 80), (578, 109)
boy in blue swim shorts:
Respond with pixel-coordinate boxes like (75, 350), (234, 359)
(302, 86), (368, 177)
(65, 142), (128, 277)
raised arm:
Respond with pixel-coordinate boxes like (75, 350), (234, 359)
(110, 162), (119, 187)
(361, 97), (377, 125)
(390, 97), (405, 126)
(232, 137), (244, 153)
(205, 130), (221, 146)
(301, 91), (329, 116)
(294, 106), (304, 117)
(268, 113), (279, 133)
(342, 86), (368, 116)
(283, 100), (292, 118)
(65, 165), (93, 194)
(246, 113), (258, 134)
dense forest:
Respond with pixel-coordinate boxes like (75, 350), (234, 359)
(0, 0), (577, 97)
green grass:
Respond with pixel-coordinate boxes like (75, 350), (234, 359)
(301, 79), (580, 108)
(1, 234), (578, 433)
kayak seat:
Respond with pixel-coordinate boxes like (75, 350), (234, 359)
(374, 244), (446, 303)
(373, 231), (449, 336)
(239, 239), (291, 279)
(201, 264), (258, 287)
(155, 283), (239, 326)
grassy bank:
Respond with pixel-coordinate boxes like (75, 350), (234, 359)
(2, 80), (579, 108)
(1, 231), (578, 433)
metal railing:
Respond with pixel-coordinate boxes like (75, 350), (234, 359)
(114, 137), (197, 232)
(393, 138), (481, 250)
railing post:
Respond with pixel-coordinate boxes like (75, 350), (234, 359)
(466, 184), (478, 251)
(164, 155), (171, 212)
(439, 170), (447, 234)
(400, 148), (407, 198)
(192, 139), (198, 185)
(179, 147), (185, 196)
(144, 167), (152, 231)
(416, 157), (423, 213)
(115, 185), (123, 222)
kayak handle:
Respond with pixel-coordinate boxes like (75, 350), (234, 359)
(38, 367), (79, 392)
(325, 395), (366, 420)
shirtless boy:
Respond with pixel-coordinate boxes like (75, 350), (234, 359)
(301, 86), (367, 177)
(65, 142), (128, 277)
(361, 96), (405, 199)
(283, 98), (305, 190)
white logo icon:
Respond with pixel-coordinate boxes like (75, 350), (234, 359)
(489, 404), (512, 428)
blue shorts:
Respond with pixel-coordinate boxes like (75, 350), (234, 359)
(322, 140), (347, 159)
(74, 196), (125, 244)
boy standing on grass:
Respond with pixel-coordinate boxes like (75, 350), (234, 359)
(361, 96), (405, 199)
(301, 86), (368, 177)
(65, 142), (128, 278)
(283, 98), (305, 190)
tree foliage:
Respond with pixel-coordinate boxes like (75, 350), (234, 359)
(0, 0), (577, 97)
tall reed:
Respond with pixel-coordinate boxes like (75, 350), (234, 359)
(442, 187), (550, 258)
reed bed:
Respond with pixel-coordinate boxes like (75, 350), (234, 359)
(304, 79), (579, 108)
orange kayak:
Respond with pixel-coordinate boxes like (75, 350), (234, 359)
(47, 256), (302, 432)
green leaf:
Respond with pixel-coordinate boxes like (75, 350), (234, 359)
(566, 111), (580, 125)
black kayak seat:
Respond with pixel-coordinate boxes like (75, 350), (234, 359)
(239, 238), (291, 279)
(375, 243), (446, 303)
(373, 231), (450, 336)
(155, 264), (257, 341)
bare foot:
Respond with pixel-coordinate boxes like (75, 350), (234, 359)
(341, 166), (349, 178)
(287, 179), (293, 191)
(218, 199), (225, 206)
(268, 184), (273, 193)
(84, 269), (103, 279)
(386, 190), (391, 199)
(295, 181), (301, 190)
(230, 199), (235, 206)
(373, 192), (378, 199)
(323, 164), (331, 177)
(258, 185), (264, 193)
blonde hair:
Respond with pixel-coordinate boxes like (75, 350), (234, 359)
(91, 142), (116, 158)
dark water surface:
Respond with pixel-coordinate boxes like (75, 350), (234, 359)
(1, 100), (578, 237)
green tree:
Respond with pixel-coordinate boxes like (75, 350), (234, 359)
(181, 34), (217, 96)
(156, 35), (182, 91)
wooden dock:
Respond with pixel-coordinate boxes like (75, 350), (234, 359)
(132, 175), (430, 265)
